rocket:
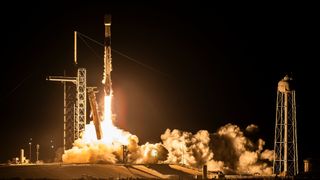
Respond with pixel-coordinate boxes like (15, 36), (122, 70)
(102, 15), (112, 96)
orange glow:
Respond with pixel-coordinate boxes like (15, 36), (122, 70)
(82, 94), (130, 145)
(151, 149), (158, 157)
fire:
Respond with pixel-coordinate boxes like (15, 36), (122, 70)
(61, 15), (274, 174)
(82, 95), (130, 145)
(62, 94), (273, 175)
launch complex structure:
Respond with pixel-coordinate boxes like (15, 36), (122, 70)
(46, 15), (300, 178)
(273, 75), (299, 176)
(47, 15), (112, 151)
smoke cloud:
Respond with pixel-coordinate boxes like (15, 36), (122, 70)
(62, 123), (273, 175)
(62, 123), (168, 164)
(210, 123), (273, 175)
(246, 124), (259, 133)
(161, 129), (213, 168)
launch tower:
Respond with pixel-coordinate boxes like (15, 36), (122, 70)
(47, 69), (87, 151)
(273, 75), (298, 176)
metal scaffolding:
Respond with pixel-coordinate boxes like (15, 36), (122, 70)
(65, 81), (76, 150)
(76, 68), (87, 140)
(273, 75), (298, 176)
(47, 68), (87, 152)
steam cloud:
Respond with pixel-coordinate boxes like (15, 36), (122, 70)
(210, 123), (273, 175)
(62, 123), (273, 175)
(62, 123), (169, 165)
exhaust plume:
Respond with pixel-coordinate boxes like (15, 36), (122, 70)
(161, 129), (213, 168)
(62, 114), (273, 175)
(62, 122), (169, 164)
(210, 123), (273, 175)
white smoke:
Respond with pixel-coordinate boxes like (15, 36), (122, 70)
(62, 138), (118, 163)
(130, 142), (168, 164)
(161, 129), (213, 168)
(62, 123), (273, 175)
(261, 149), (274, 162)
(246, 124), (259, 133)
(62, 123), (168, 164)
(210, 123), (273, 175)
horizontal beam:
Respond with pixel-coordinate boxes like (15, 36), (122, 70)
(47, 76), (77, 83)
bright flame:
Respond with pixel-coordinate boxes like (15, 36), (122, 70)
(82, 95), (130, 146)
(62, 95), (273, 175)
(62, 94), (136, 164)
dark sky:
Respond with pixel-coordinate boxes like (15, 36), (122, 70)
(0, 2), (318, 165)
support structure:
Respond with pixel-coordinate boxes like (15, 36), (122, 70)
(122, 145), (128, 164)
(74, 31), (77, 65)
(65, 81), (76, 150)
(47, 68), (87, 151)
(36, 144), (40, 163)
(76, 68), (87, 139)
(273, 75), (298, 176)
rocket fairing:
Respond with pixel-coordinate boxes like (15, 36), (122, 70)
(102, 15), (112, 96)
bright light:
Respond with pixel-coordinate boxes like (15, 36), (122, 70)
(82, 94), (130, 145)
(151, 149), (158, 157)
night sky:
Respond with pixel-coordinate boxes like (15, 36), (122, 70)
(1, 2), (318, 166)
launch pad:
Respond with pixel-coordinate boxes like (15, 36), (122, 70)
(0, 163), (222, 179)
(4, 14), (309, 179)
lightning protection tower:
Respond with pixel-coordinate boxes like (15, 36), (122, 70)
(273, 75), (298, 176)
